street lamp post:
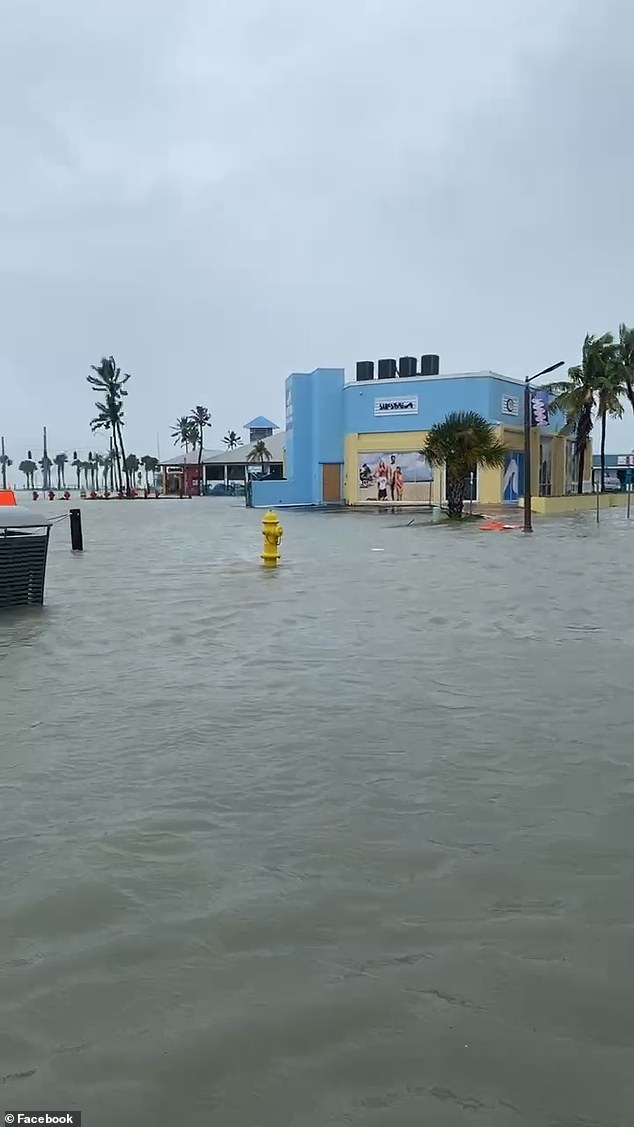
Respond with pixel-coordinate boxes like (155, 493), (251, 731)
(523, 361), (565, 533)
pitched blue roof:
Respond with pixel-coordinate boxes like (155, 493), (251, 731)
(244, 416), (279, 430)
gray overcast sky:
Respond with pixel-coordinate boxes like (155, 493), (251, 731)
(2, 0), (632, 459)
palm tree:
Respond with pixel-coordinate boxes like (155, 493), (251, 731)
(124, 453), (140, 489)
(223, 430), (242, 449)
(102, 452), (114, 491)
(246, 438), (273, 479)
(92, 453), (104, 489)
(40, 454), (53, 490)
(423, 411), (506, 519)
(1, 439), (12, 490)
(617, 323), (634, 417)
(54, 453), (68, 489)
(82, 461), (93, 490)
(595, 360), (624, 493)
(87, 451), (96, 489)
(140, 455), (160, 490)
(88, 356), (132, 493)
(92, 399), (124, 491)
(171, 416), (198, 452)
(72, 451), (82, 490)
(19, 451), (38, 489)
(550, 333), (616, 493)
(189, 405), (212, 495)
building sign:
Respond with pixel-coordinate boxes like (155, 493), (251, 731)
(501, 395), (519, 416)
(285, 385), (293, 431)
(617, 455), (634, 466)
(374, 396), (419, 417)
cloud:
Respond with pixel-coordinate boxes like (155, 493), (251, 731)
(1, 0), (632, 458)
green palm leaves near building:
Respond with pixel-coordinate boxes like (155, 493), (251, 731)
(549, 326), (634, 493)
(246, 439), (273, 478)
(423, 412), (506, 520)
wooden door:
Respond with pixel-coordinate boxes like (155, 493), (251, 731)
(322, 463), (342, 502)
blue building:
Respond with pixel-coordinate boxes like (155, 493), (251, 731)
(252, 365), (576, 509)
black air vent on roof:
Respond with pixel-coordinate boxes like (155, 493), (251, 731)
(356, 361), (375, 381)
(398, 356), (417, 378)
(421, 354), (440, 376)
(377, 358), (397, 380)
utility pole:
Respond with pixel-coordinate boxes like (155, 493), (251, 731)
(42, 426), (49, 490)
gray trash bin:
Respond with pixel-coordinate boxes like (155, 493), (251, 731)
(0, 507), (52, 609)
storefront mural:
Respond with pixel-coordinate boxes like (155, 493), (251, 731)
(357, 451), (433, 503)
(503, 452), (524, 502)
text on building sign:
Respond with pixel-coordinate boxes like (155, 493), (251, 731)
(374, 397), (419, 416)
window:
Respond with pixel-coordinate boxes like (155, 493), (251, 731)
(539, 438), (552, 497)
(565, 440), (577, 495)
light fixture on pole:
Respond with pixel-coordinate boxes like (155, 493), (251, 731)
(523, 361), (565, 533)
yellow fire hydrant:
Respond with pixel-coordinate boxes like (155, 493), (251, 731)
(261, 510), (283, 568)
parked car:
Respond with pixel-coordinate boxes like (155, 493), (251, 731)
(603, 473), (622, 492)
(206, 482), (246, 497)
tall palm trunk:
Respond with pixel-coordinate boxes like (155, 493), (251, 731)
(115, 422), (130, 494)
(198, 435), (203, 496)
(600, 412), (607, 493)
(446, 474), (465, 520)
(109, 440), (116, 491)
(576, 446), (585, 494)
(110, 432), (122, 491)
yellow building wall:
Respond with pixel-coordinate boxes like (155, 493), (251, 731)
(500, 426), (575, 499)
(476, 466), (499, 504)
(520, 492), (629, 514)
(344, 427), (585, 506)
(346, 428), (510, 506)
(345, 431), (443, 505)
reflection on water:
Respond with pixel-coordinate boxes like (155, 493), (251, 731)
(2, 500), (634, 1126)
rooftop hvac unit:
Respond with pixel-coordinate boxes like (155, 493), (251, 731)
(421, 354), (440, 376)
(377, 358), (397, 380)
(398, 356), (417, 378)
(356, 361), (375, 381)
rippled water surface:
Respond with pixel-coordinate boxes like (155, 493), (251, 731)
(2, 499), (634, 1126)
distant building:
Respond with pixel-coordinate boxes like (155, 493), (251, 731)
(160, 432), (285, 495)
(243, 416), (279, 443)
(591, 452), (634, 489)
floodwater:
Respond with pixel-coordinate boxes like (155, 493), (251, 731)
(2, 498), (634, 1126)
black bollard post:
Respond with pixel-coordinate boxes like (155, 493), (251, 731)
(70, 507), (83, 551)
